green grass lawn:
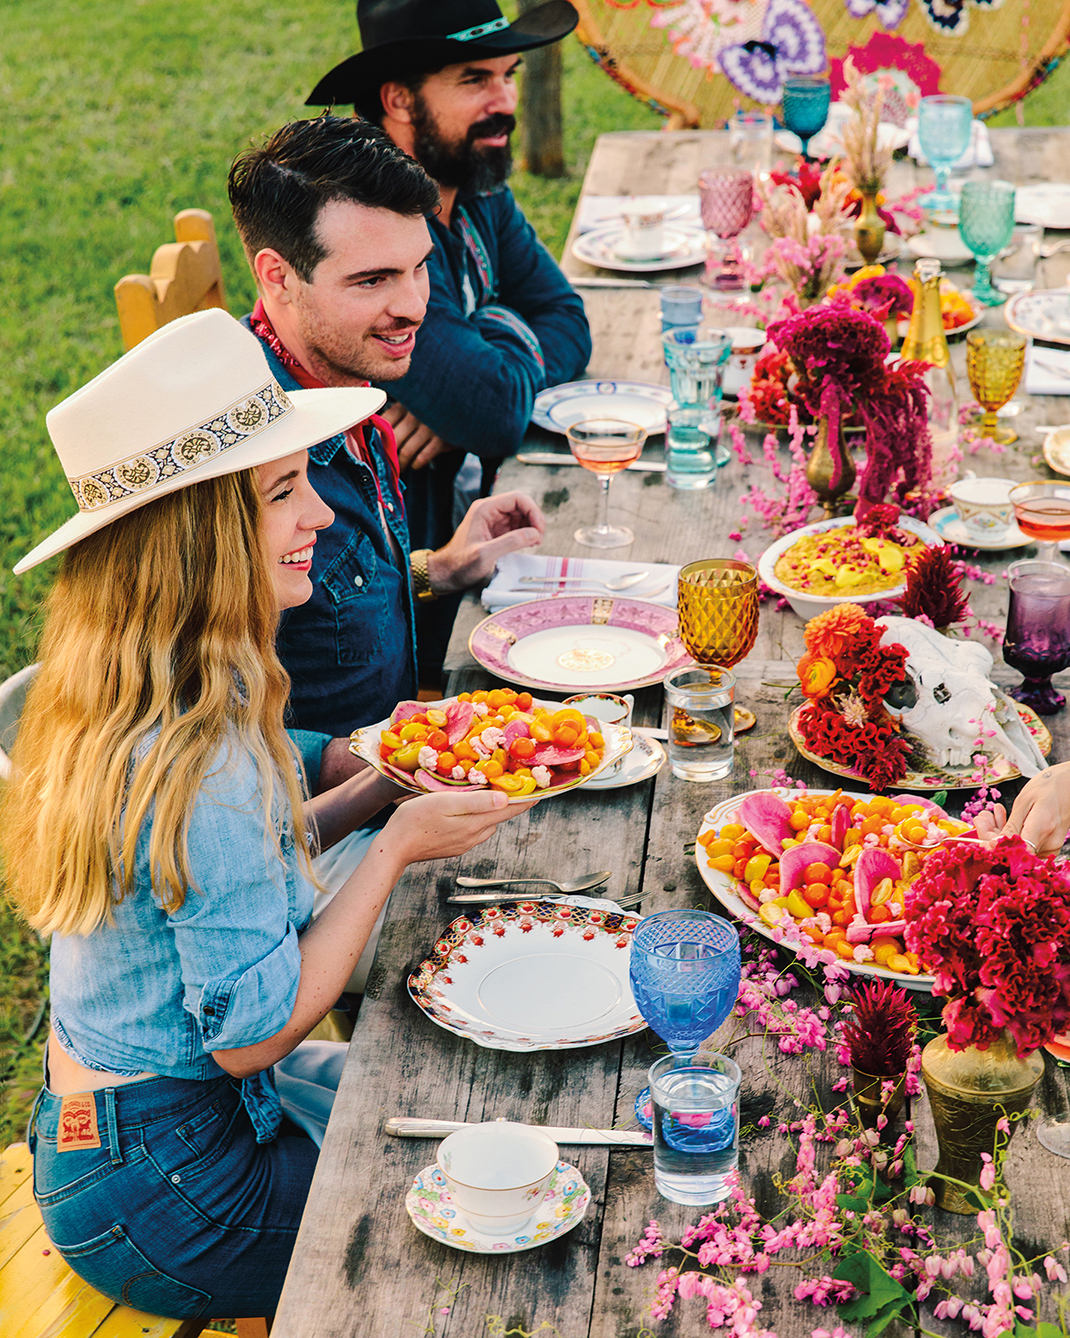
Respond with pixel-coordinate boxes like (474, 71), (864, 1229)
(1, 0), (1068, 1145)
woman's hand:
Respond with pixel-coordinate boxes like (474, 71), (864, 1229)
(384, 788), (534, 866)
(973, 760), (1070, 856)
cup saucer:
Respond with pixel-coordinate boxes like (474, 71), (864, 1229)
(929, 505), (1029, 551)
(405, 1160), (590, 1253)
(584, 732), (666, 790)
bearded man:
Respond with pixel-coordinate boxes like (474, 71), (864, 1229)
(307, 0), (591, 676)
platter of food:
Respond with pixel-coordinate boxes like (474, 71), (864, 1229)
(757, 516), (943, 621)
(696, 787), (948, 991)
(788, 702), (1052, 790)
(468, 596), (691, 693)
(350, 689), (632, 801)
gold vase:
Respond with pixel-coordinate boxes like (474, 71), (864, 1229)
(805, 415), (856, 518)
(855, 190), (886, 265)
(853, 1068), (906, 1126)
(921, 1031), (1043, 1214)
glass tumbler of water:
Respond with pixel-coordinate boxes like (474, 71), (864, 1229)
(662, 328), (732, 490)
(664, 666), (735, 781)
(649, 1052), (742, 1205)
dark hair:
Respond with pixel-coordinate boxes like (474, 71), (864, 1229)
(352, 66), (432, 125)
(228, 115), (439, 281)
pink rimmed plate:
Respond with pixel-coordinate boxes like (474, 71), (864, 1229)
(696, 788), (935, 993)
(408, 902), (644, 1050)
(469, 596), (690, 693)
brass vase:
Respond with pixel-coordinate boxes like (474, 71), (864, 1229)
(855, 190), (886, 265)
(805, 415), (856, 517)
(853, 1068), (906, 1126)
(921, 1031), (1043, 1214)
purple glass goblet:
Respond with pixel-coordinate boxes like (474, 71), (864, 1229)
(1003, 559), (1070, 715)
(699, 168), (754, 291)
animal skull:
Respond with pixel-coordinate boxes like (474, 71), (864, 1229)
(875, 616), (1048, 776)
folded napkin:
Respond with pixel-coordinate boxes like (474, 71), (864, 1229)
(906, 118), (994, 170)
(1025, 345), (1070, 396)
(576, 195), (701, 234)
(482, 553), (679, 612)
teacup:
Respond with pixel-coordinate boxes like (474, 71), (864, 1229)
(564, 691), (634, 775)
(720, 326), (767, 397)
(619, 197), (667, 260)
(947, 474), (1017, 536)
(436, 1121), (559, 1236)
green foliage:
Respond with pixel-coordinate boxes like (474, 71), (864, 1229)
(836, 1142), (919, 1213)
(832, 1250), (914, 1337)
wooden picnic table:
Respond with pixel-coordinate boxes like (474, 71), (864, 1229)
(273, 129), (1070, 1338)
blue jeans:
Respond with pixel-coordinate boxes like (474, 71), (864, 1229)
(29, 1072), (319, 1318)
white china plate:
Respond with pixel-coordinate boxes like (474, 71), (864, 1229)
(406, 1160), (590, 1252)
(1006, 288), (1070, 346)
(757, 515), (943, 622)
(906, 228), (973, 267)
(531, 379), (674, 435)
(928, 505), (1029, 550)
(572, 223), (707, 273)
(583, 732), (666, 790)
(408, 902), (643, 1050)
(350, 696), (632, 802)
(1015, 184), (1070, 230)
(469, 596), (690, 694)
(696, 788), (934, 993)
(774, 123), (909, 159)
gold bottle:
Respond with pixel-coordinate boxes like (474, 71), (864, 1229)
(901, 258), (959, 489)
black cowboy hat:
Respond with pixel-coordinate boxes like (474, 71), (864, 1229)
(306, 0), (578, 107)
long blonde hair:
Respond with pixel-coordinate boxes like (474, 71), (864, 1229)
(2, 469), (313, 935)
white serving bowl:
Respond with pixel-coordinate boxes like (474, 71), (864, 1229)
(758, 515), (944, 621)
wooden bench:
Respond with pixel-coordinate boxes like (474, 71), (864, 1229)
(0, 1144), (267, 1338)
(114, 209), (228, 351)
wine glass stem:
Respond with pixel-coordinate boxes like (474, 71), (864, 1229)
(596, 474), (613, 534)
(933, 163), (949, 198)
(981, 410), (999, 437)
(1038, 541), (1059, 564)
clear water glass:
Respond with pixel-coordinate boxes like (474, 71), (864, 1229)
(666, 402), (717, 490)
(729, 111), (773, 175)
(650, 1052), (742, 1205)
(660, 285), (704, 333)
(993, 223), (1043, 295)
(664, 666), (736, 781)
(917, 95), (973, 215)
(781, 77), (830, 159)
(959, 180), (1016, 306)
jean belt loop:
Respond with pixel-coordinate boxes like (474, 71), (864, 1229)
(104, 1088), (123, 1167)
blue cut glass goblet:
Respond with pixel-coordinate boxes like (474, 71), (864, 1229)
(630, 909), (742, 1130)
(781, 77), (830, 160)
(959, 181), (1017, 307)
(916, 95), (973, 216)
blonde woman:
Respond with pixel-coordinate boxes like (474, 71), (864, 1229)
(2, 310), (527, 1319)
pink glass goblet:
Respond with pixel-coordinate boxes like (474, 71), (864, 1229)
(699, 168), (754, 291)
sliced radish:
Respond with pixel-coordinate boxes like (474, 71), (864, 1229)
(846, 918), (907, 944)
(779, 841), (840, 896)
(854, 847), (901, 920)
(532, 743), (586, 766)
(739, 792), (794, 858)
(414, 768), (478, 792)
(390, 700), (426, 725)
(445, 700), (475, 746)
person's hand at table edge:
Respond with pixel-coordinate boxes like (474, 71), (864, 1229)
(973, 759), (1070, 857)
(381, 401), (454, 471)
(424, 492), (545, 596)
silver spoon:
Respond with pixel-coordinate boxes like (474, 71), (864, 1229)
(519, 571), (650, 590)
(454, 871), (611, 893)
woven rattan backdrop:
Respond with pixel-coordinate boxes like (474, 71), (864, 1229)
(573, 0), (1070, 128)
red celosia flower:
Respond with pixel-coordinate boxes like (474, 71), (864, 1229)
(896, 547), (971, 628)
(842, 979), (918, 1076)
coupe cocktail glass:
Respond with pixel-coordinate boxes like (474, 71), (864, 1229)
(565, 418), (647, 548)
(959, 181), (1017, 307)
(1002, 557), (1070, 715)
(916, 95), (973, 215)
(781, 76), (830, 160)
(1010, 482), (1070, 564)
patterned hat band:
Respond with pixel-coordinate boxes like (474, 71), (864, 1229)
(68, 378), (293, 514)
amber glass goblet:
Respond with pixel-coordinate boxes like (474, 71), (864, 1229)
(965, 330), (1027, 446)
(677, 559), (759, 732)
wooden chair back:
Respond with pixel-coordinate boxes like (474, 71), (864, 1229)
(114, 209), (227, 351)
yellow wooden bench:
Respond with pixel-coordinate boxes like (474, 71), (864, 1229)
(114, 208), (228, 352)
(0, 1144), (268, 1338)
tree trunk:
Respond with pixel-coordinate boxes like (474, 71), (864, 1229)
(517, 0), (565, 178)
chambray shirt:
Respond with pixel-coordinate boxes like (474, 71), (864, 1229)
(245, 322), (418, 735)
(49, 731), (321, 1144)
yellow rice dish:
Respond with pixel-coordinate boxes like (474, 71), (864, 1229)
(773, 527), (929, 596)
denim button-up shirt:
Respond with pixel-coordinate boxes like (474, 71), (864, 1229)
(245, 322), (418, 735)
(50, 732), (319, 1143)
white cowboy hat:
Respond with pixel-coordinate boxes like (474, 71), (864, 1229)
(15, 309), (385, 574)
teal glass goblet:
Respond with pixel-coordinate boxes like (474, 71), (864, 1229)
(916, 95), (973, 215)
(959, 181), (1016, 307)
(781, 77), (831, 159)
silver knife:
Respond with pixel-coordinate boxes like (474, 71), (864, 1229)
(447, 891), (643, 908)
(386, 1117), (652, 1147)
(517, 452), (667, 471)
(633, 726), (669, 741)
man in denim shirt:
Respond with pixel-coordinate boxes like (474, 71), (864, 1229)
(307, 0), (591, 672)
(229, 117), (544, 744)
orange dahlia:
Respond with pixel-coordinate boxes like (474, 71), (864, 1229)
(803, 603), (869, 661)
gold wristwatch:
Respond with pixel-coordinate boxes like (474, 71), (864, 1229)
(410, 548), (438, 603)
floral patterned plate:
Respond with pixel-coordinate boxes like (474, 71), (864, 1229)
(350, 694), (633, 802)
(787, 702), (1051, 791)
(695, 788), (935, 993)
(408, 902), (643, 1050)
(531, 379), (674, 435)
(406, 1160), (590, 1253)
(469, 596), (690, 693)
(1005, 289), (1070, 347)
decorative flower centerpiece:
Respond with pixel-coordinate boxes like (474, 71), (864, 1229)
(839, 58), (893, 264)
(749, 161), (851, 308)
(765, 302), (932, 517)
(795, 602), (913, 789)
